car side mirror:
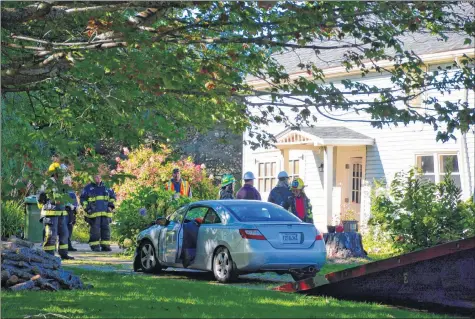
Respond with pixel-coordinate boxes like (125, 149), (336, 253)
(155, 217), (168, 226)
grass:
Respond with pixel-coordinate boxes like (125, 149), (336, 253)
(2, 267), (449, 319)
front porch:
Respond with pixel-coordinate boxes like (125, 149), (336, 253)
(274, 127), (374, 231)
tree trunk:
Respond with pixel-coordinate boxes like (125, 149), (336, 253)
(324, 232), (368, 259)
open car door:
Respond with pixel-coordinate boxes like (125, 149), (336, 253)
(177, 206), (209, 267)
(160, 206), (188, 264)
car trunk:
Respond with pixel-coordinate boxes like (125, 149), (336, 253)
(254, 222), (317, 249)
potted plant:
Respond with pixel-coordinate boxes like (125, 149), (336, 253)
(341, 208), (358, 233)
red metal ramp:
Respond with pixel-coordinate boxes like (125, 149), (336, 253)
(275, 236), (475, 315)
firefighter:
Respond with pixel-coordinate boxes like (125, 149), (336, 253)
(289, 177), (313, 223)
(236, 171), (261, 200)
(218, 174), (236, 199)
(80, 165), (116, 252)
(268, 171), (293, 210)
(165, 168), (192, 198)
(37, 163), (74, 260)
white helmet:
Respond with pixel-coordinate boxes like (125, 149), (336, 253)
(277, 171), (289, 179)
(243, 171), (255, 180)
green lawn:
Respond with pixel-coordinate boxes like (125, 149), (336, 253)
(2, 267), (448, 318)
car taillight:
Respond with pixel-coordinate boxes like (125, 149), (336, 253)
(315, 234), (323, 241)
(239, 229), (266, 240)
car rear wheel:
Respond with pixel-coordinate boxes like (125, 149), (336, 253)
(212, 247), (237, 283)
(139, 240), (161, 274)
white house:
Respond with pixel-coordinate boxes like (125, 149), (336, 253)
(242, 33), (475, 232)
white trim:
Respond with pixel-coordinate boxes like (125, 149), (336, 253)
(317, 138), (374, 146)
(276, 130), (319, 144)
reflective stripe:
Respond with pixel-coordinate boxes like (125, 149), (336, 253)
(109, 198), (115, 203)
(38, 203), (44, 209)
(88, 211), (112, 218)
(89, 195), (109, 202)
(43, 210), (67, 217)
(59, 244), (68, 249)
(89, 241), (100, 246)
(43, 245), (55, 251)
(83, 201), (89, 206)
(100, 241), (111, 245)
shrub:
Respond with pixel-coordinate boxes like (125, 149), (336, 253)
(369, 168), (475, 253)
(1, 200), (24, 239)
(114, 146), (218, 203)
(112, 186), (192, 251)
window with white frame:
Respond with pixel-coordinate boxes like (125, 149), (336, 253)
(415, 153), (461, 188)
(289, 159), (300, 181)
(257, 161), (277, 192)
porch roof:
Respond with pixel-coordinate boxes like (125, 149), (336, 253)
(275, 126), (374, 147)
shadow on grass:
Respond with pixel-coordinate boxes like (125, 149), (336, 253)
(2, 268), (447, 319)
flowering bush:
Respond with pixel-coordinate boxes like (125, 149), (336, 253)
(113, 146), (217, 203)
(112, 186), (192, 251)
(111, 146), (218, 251)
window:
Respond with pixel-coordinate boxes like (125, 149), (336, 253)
(289, 159), (300, 180)
(169, 206), (188, 224)
(203, 210), (222, 224)
(184, 207), (208, 222)
(351, 163), (363, 204)
(258, 161), (277, 192)
(416, 153), (461, 187)
(223, 202), (301, 222)
(439, 155), (461, 187)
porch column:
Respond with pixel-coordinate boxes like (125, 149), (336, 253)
(323, 145), (334, 227)
(282, 149), (290, 172)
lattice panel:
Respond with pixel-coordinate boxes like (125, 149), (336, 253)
(277, 133), (311, 144)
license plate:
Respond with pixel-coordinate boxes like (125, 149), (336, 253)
(281, 233), (300, 243)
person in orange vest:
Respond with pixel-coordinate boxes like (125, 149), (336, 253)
(165, 168), (192, 198)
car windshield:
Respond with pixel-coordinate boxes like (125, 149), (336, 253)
(224, 202), (301, 222)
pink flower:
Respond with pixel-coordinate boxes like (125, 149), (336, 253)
(123, 147), (130, 155)
(115, 156), (121, 163)
(200, 164), (206, 169)
(111, 169), (117, 175)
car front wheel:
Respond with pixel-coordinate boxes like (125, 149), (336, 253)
(139, 240), (161, 274)
(212, 247), (237, 283)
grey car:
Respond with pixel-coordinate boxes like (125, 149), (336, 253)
(133, 200), (326, 282)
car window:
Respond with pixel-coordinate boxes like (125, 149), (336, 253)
(169, 206), (187, 224)
(184, 206), (208, 221)
(203, 209), (222, 224)
(224, 202), (301, 222)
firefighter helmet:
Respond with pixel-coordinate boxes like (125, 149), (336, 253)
(291, 177), (305, 190)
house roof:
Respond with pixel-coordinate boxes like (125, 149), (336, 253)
(247, 32), (472, 82)
(275, 126), (374, 146)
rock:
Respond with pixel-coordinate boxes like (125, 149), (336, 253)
(1, 239), (88, 291)
(6, 275), (19, 287)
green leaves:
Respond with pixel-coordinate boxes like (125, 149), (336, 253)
(369, 167), (475, 253)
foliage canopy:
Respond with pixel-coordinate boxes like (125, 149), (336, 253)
(1, 1), (474, 197)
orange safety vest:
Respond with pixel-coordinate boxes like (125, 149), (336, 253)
(166, 180), (191, 197)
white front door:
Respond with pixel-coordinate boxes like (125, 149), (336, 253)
(347, 157), (363, 218)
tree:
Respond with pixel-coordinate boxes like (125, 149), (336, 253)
(1, 1), (474, 197)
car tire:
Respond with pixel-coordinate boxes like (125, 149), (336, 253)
(291, 273), (315, 282)
(212, 247), (238, 283)
(138, 240), (161, 274)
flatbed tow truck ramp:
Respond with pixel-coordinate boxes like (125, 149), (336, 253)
(275, 236), (475, 315)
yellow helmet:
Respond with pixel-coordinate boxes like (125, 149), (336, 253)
(291, 177), (305, 190)
(48, 162), (61, 173)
